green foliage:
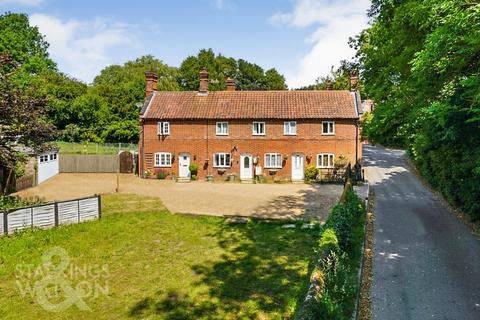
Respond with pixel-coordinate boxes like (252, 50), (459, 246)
(188, 163), (199, 176)
(295, 187), (366, 319)
(178, 49), (288, 91)
(319, 228), (339, 252)
(356, 0), (480, 220)
(0, 12), (56, 79)
(305, 165), (319, 182)
(0, 195), (44, 210)
(156, 172), (167, 180)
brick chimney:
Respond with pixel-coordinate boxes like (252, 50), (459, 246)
(226, 77), (236, 91)
(199, 67), (209, 94)
(350, 70), (359, 91)
(145, 71), (158, 98)
(325, 79), (333, 90)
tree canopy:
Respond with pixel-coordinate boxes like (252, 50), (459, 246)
(356, 0), (480, 220)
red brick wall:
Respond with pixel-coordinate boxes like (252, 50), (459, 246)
(139, 119), (361, 180)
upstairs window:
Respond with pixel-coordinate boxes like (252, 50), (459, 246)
(157, 122), (170, 135)
(154, 152), (172, 167)
(213, 153), (231, 168)
(322, 121), (335, 135)
(284, 121), (297, 135)
(317, 153), (335, 168)
(265, 153), (282, 168)
(216, 122), (229, 135)
(253, 122), (266, 135)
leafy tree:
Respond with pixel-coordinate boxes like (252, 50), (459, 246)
(356, 0), (480, 220)
(0, 55), (57, 192)
(178, 49), (287, 91)
(0, 12), (56, 81)
(296, 62), (360, 91)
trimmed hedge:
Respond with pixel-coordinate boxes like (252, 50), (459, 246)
(295, 182), (366, 319)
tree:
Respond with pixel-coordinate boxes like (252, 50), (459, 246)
(0, 12), (56, 81)
(0, 55), (57, 193)
(178, 49), (288, 91)
(296, 62), (360, 91)
(355, 0), (480, 220)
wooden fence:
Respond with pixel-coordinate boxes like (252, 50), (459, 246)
(60, 155), (119, 173)
(15, 174), (35, 192)
(0, 195), (101, 235)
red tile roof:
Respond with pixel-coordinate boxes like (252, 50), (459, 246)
(141, 90), (359, 120)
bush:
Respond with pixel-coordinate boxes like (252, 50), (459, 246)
(305, 165), (318, 182)
(188, 163), (199, 177)
(0, 196), (44, 210)
(156, 172), (167, 180)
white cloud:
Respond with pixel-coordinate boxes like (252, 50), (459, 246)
(30, 13), (137, 83)
(0, 0), (43, 6)
(214, 0), (225, 9)
(269, 0), (370, 88)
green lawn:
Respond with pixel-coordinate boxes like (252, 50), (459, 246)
(0, 194), (318, 319)
(56, 141), (137, 154)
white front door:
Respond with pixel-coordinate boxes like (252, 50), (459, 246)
(179, 154), (190, 178)
(291, 154), (304, 180)
(240, 155), (253, 180)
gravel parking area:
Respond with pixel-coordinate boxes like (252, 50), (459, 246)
(16, 173), (342, 220)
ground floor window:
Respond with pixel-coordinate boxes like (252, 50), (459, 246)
(265, 153), (282, 168)
(213, 153), (231, 168)
(317, 153), (335, 168)
(155, 152), (172, 167)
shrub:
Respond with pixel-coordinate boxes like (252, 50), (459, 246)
(156, 172), (167, 180)
(319, 228), (339, 253)
(305, 165), (318, 182)
(188, 163), (199, 176)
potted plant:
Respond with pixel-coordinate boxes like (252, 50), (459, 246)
(189, 163), (199, 180)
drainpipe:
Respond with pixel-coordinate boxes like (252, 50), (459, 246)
(140, 118), (145, 178)
(206, 120), (209, 177)
(355, 119), (359, 164)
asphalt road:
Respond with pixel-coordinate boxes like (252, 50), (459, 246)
(363, 144), (480, 320)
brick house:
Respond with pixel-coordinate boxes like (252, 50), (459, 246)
(139, 69), (362, 182)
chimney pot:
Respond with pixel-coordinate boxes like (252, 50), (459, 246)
(350, 70), (359, 91)
(145, 71), (158, 98)
(199, 67), (209, 94)
(326, 80), (333, 90)
(226, 77), (236, 91)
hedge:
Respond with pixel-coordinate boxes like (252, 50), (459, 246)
(295, 181), (366, 319)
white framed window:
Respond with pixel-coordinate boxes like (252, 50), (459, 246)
(49, 153), (57, 161)
(284, 121), (297, 135)
(157, 121), (170, 135)
(39, 155), (48, 163)
(322, 121), (335, 135)
(216, 122), (229, 135)
(213, 153), (231, 168)
(252, 121), (266, 135)
(317, 153), (335, 168)
(264, 153), (282, 168)
(154, 152), (172, 167)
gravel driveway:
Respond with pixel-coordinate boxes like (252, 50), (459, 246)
(364, 144), (480, 319)
(16, 173), (342, 220)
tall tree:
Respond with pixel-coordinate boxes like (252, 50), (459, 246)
(0, 12), (56, 81)
(356, 0), (480, 220)
(0, 55), (57, 192)
(178, 49), (288, 91)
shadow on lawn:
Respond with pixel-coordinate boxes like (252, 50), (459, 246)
(128, 221), (317, 319)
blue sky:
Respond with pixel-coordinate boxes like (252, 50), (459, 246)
(1, 0), (371, 87)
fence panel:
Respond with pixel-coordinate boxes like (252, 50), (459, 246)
(79, 197), (99, 222)
(2, 195), (100, 235)
(16, 175), (34, 192)
(58, 200), (80, 225)
(0, 211), (5, 234)
(7, 208), (33, 234)
(32, 204), (55, 229)
(59, 155), (119, 173)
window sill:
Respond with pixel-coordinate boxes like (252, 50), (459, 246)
(252, 134), (266, 136)
(265, 167), (282, 170)
(216, 134), (229, 136)
(321, 133), (335, 136)
(154, 165), (172, 168)
(213, 166), (231, 169)
(317, 167), (334, 169)
(283, 134), (297, 136)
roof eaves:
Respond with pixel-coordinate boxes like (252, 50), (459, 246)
(141, 92), (156, 119)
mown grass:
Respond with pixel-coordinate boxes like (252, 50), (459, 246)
(0, 194), (318, 319)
